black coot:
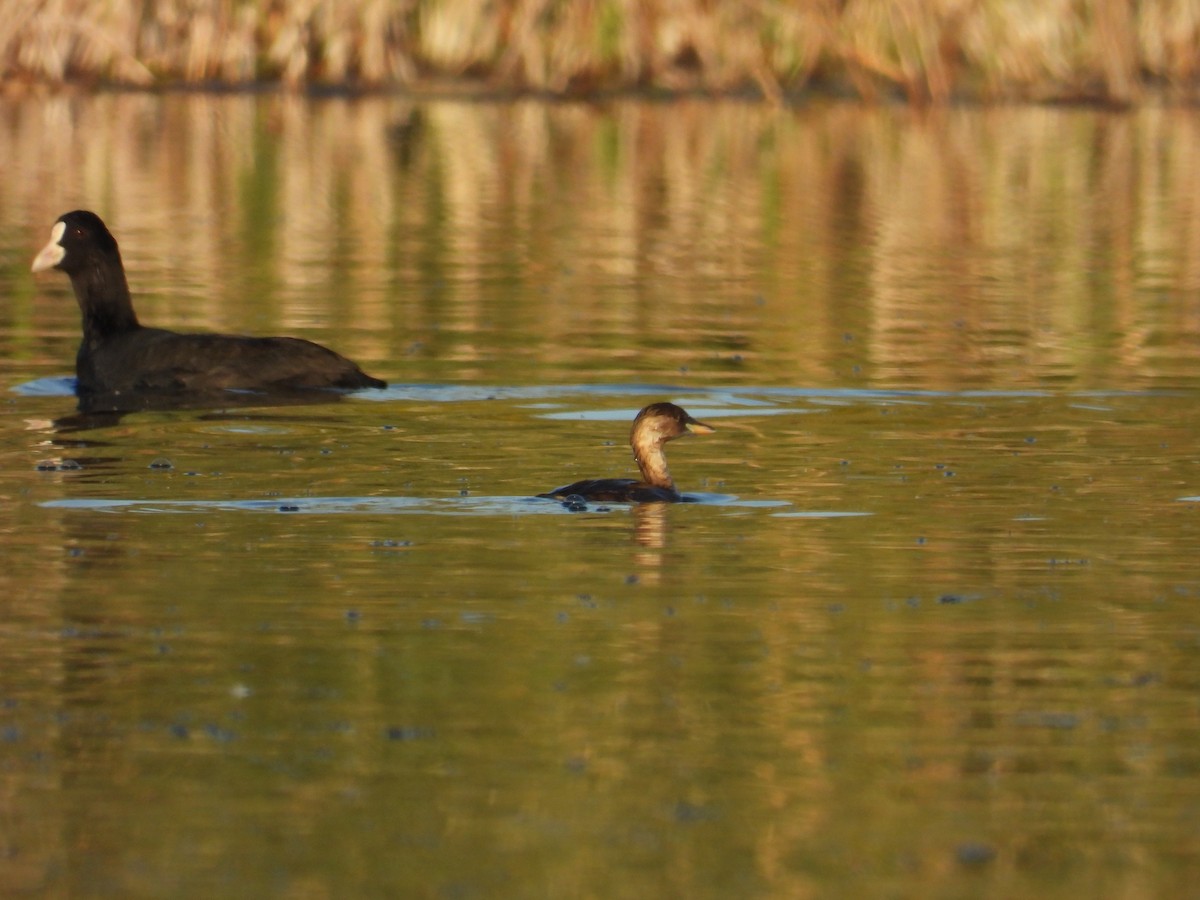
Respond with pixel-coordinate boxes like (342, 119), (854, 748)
(31, 210), (386, 398)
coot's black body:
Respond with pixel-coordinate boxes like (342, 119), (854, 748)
(538, 402), (714, 504)
(31, 211), (386, 399)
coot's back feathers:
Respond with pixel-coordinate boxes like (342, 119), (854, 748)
(32, 210), (386, 397)
(77, 329), (385, 394)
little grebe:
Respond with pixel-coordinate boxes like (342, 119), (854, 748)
(538, 402), (715, 503)
(32, 210), (386, 398)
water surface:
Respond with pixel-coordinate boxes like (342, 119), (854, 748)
(2, 93), (1200, 897)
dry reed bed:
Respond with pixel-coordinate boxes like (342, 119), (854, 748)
(2, 0), (1199, 103)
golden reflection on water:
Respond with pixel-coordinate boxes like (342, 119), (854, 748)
(4, 94), (1200, 389)
(3, 94), (1200, 897)
(1, 386), (1200, 897)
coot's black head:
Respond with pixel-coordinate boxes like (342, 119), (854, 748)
(31, 210), (121, 276)
(632, 402), (715, 444)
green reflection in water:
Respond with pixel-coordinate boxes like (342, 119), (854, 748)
(1, 95), (1200, 898)
(3, 95), (1200, 391)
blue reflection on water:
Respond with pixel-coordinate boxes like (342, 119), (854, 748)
(41, 493), (794, 516)
(13, 376), (1174, 406)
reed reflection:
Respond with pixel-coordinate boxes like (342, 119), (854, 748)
(6, 95), (1200, 391)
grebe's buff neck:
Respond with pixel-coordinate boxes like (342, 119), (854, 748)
(630, 402), (715, 491)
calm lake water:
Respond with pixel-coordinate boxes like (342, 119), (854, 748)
(2, 92), (1200, 897)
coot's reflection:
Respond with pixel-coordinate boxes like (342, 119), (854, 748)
(48, 385), (369, 433)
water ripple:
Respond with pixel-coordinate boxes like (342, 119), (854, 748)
(40, 493), (791, 517)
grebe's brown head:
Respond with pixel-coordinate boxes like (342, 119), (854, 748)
(630, 402), (715, 447)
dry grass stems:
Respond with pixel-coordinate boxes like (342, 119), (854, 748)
(1, 0), (1198, 103)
